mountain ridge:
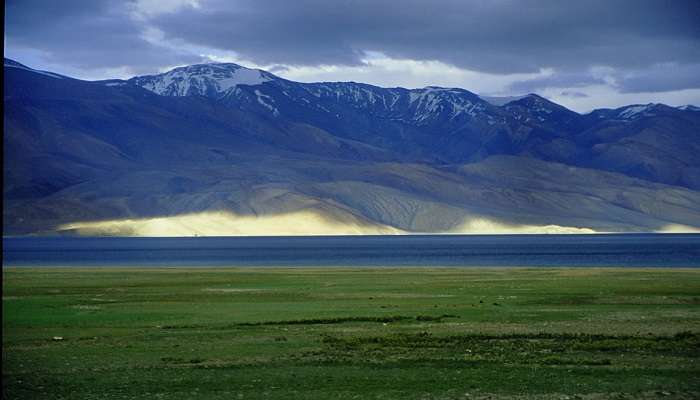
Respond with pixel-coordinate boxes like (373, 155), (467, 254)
(4, 58), (700, 235)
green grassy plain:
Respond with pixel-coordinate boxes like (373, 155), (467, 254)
(3, 268), (700, 399)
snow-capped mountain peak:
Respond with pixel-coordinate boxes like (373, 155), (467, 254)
(616, 103), (660, 119)
(404, 86), (489, 123)
(128, 63), (274, 97)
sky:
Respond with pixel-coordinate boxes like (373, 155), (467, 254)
(4, 0), (700, 112)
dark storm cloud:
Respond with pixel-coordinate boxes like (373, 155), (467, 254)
(509, 62), (700, 94)
(560, 91), (589, 98)
(150, 0), (700, 74)
(4, 0), (700, 94)
(617, 63), (700, 93)
(4, 0), (202, 73)
(508, 71), (608, 94)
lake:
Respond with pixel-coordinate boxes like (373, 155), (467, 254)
(3, 234), (700, 268)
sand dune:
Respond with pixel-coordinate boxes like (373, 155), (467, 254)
(57, 210), (402, 236)
(56, 210), (700, 236)
(57, 210), (599, 236)
(449, 217), (597, 234)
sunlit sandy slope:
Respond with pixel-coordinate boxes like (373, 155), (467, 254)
(449, 218), (596, 234)
(54, 212), (700, 237)
(57, 210), (403, 236)
(56, 210), (599, 236)
(656, 224), (700, 233)
(9, 156), (700, 236)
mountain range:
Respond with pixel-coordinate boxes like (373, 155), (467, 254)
(4, 58), (700, 235)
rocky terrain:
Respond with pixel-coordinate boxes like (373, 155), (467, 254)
(4, 58), (700, 235)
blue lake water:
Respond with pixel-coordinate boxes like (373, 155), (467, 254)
(3, 234), (700, 268)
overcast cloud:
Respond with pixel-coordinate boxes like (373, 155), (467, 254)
(5, 0), (700, 111)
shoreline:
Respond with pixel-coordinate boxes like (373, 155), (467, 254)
(5, 231), (700, 238)
(5, 234), (699, 268)
(4, 265), (700, 270)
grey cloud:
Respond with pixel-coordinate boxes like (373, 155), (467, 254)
(5, 0), (202, 73)
(560, 91), (589, 98)
(4, 0), (700, 96)
(617, 63), (700, 93)
(508, 63), (700, 94)
(508, 72), (607, 94)
(150, 0), (700, 74)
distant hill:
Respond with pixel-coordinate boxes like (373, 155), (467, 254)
(4, 58), (700, 235)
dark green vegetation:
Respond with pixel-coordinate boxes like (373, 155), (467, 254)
(3, 268), (700, 399)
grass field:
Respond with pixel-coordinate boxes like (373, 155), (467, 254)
(3, 268), (700, 399)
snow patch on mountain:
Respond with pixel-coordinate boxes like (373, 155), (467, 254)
(254, 89), (280, 116)
(407, 87), (489, 123)
(130, 63), (272, 97)
(103, 80), (126, 87)
(217, 68), (270, 90)
(618, 104), (655, 119)
(449, 101), (486, 119)
(479, 95), (527, 106)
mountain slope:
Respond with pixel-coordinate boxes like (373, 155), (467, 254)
(6, 154), (700, 235)
(577, 104), (700, 188)
(4, 58), (700, 235)
(127, 62), (700, 187)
